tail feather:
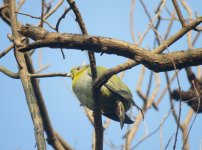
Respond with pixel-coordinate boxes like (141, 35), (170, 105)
(124, 114), (134, 124)
(103, 113), (134, 124)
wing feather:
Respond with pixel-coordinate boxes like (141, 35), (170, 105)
(88, 66), (135, 105)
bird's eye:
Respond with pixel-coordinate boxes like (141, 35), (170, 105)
(76, 67), (81, 71)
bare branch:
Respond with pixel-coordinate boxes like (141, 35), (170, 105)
(172, 0), (186, 26)
(0, 65), (19, 79)
(0, 3), (10, 25)
(39, 0), (45, 27)
(130, 0), (136, 43)
(181, 0), (193, 49)
(55, 132), (73, 150)
(30, 72), (68, 78)
(84, 107), (94, 126)
(164, 11), (176, 40)
(19, 24), (202, 73)
(55, 7), (71, 32)
(0, 44), (13, 58)
(192, 32), (201, 46)
(24, 53), (72, 150)
(43, 0), (64, 20)
(155, 72), (177, 106)
(35, 64), (51, 74)
(9, 0), (46, 149)
(17, 0), (25, 11)
(16, 12), (56, 30)
(137, 0), (166, 46)
(66, 0), (103, 149)
(153, 16), (202, 53)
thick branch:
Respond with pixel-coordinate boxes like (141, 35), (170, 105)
(3, 1), (72, 149)
(24, 54), (72, 150)
(19, 24), (202, 73)
(9, 0), (46, 149)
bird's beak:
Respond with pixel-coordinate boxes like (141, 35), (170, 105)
(67, 73), (72, 78)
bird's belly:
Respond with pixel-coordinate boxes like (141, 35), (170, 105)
(73, 79), (93, 109)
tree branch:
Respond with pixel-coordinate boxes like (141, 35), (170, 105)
(0, 44), (13, 58)
(18, 24), (202, 73)
(9, 0), (46, 149)
(153, 15), (202, 53)
(66, 0), (103, 150)
(29, 72), (68, 78)
(0, 65), (19, 79)
(172, 0), (186, 26)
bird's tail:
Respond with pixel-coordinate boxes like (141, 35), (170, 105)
(124, 114), (134, 124)
(103, 113), (134, 124)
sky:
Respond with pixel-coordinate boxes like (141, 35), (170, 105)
(0, 0), (202, 150)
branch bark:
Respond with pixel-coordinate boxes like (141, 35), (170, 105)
(24, 54), (72, 150)
(19, 24), (202, 73)
(0, 65), (19, 79)
(2, 1), (73, 149)
(9, 0), (46, 149)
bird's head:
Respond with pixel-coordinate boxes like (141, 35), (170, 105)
(67, 65), (89, 80)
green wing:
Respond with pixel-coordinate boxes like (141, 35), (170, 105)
(104, 74), (135, 105)
(88, 66), (135, 106)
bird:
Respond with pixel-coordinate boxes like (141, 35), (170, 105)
(67, 65), (139, 128)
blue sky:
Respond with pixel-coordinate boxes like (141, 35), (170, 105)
(0, 0), (202, 150)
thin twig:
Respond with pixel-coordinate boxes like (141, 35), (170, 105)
(16, 12), (55, 30)
(55, 7), (71, 32)
(17, 0), (25, 11)
(35, 64), (51, 74)
(55, 132), (73, 150)
(155, 72), (177, 106)
(29, 72), (68, 78)
(131, 126), (159, 149)
(172, 0), (186, 26)
(181, 0), (193, 49)
(153, 15), (202, 53)
(165, 133), (175, 150)
(84, 107), (94, 125)
(164, 10), (175, 40)
(43, 0), (64, 20)
(55, 7), (71, 59)
(0, 44), (14, 58)
(192, 32), (201, 46)
(130, 0), (136, 43)
(137, 0), (166, 46)
(0, 65), (19, 79)
(39, 0), (45, 27)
